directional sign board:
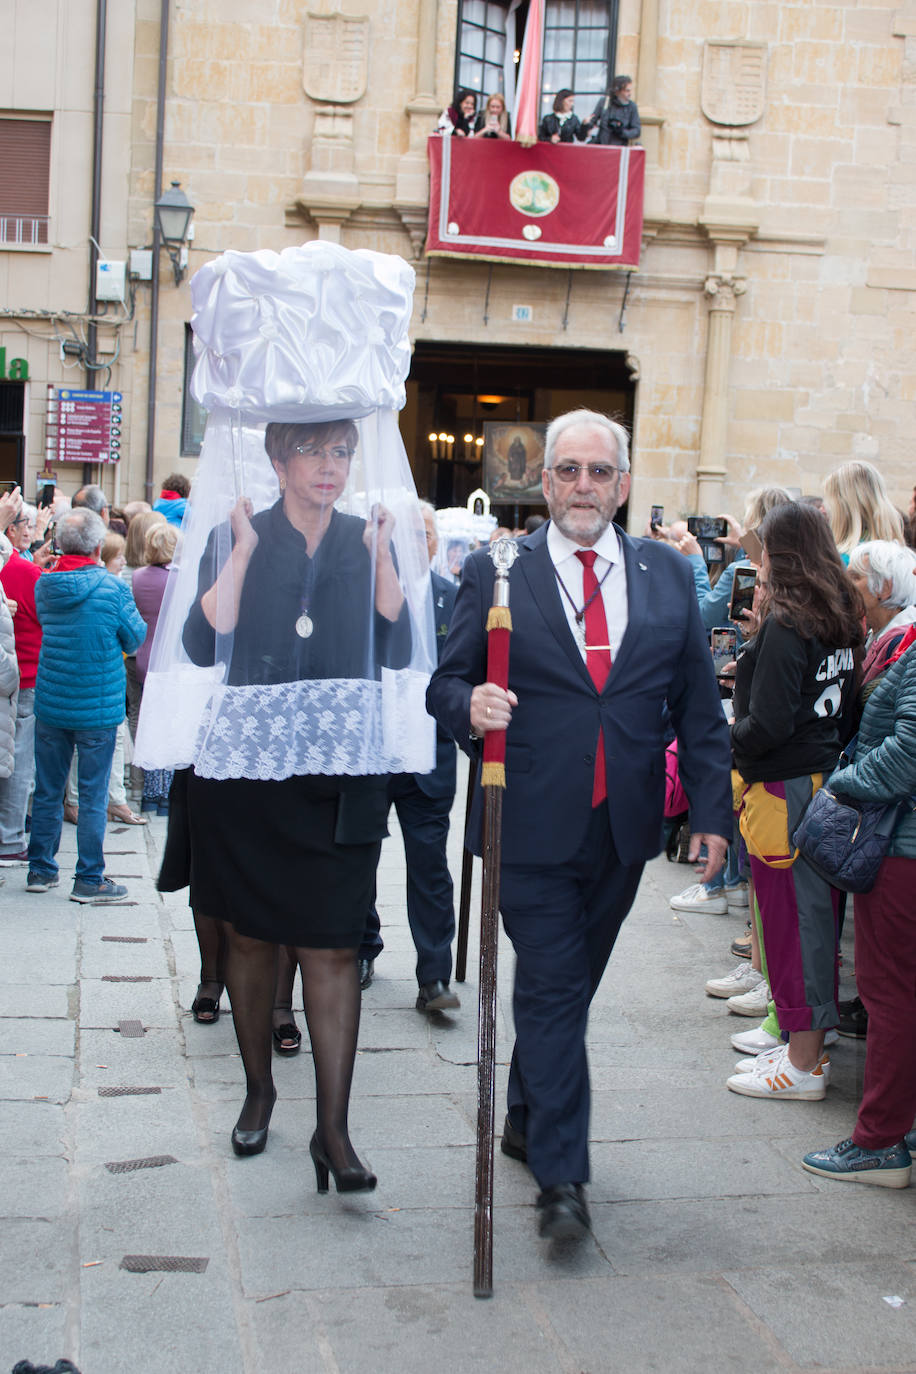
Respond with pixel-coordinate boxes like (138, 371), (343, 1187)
(47, 388), (123, 464)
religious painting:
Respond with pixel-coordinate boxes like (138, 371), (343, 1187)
(483, 422), (547, 504)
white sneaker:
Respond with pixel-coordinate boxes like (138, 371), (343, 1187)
(726, 1043), (827, 1099)
(730, 1025), (783, 1055)
(726, 882), (750, 909)
(669, 883), (728, 914)
(727, 982), (771, 1017)
(705, 964), (766, 999)
(735, 1047), (832, 1080)
(730, 1025), (838, 1055)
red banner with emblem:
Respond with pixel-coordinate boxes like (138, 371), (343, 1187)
(426, 137), (644, 271)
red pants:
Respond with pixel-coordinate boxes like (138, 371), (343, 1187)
(851, 857), (916, 1150)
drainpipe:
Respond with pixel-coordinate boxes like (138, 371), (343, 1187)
(144, 0), (170, 502)
(85, 0), (107, 487)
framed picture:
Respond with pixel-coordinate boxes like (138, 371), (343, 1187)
(483, 422), (547, 505)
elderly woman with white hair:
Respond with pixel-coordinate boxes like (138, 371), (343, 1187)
(848, 540), (916, 698)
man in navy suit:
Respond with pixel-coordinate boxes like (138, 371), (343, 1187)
(427, 410), (733, 1240)
(360, 502), (460, 1011)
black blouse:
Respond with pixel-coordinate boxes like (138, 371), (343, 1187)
(183, 500), (411, 686)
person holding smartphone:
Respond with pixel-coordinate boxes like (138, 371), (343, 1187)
(726, 502), (864, 1102)
(472, 91), (512, 140)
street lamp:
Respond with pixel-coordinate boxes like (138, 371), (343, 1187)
(153, 181), (195, 285)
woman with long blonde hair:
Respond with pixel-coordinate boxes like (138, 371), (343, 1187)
(824, 460), (904, 558)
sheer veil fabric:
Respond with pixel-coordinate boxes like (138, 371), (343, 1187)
(133, 242), (436, 781)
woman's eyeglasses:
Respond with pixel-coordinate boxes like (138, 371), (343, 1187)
(292, 444), (352, 464)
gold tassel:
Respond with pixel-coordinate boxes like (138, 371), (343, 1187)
(480, 761), (506, 789)
(486, 607), (513, 632)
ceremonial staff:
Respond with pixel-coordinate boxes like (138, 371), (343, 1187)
(474, 534), (519, 1299)
(454, 774), (474, 983)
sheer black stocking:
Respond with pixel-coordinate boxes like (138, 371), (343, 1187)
(193, 908), (226, 1002)
(273, 944), (300, 1040)
(223, 926), (277, 1132)
(298, 946), (364, 1174)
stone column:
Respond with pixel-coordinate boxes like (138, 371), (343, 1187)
(395, 0), (441, 256)
(696, 266), (746, 514)
(636, 0), (666, 221)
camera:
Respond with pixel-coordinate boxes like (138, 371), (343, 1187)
(687, 515), (728, 541)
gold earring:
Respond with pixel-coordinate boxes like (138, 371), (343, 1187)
(279, 477), (286, 491)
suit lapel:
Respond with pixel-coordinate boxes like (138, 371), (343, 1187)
(516, 529), (595, 690)
(608, 528), (649, 685)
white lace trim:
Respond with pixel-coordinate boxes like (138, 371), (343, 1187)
(134, 667), (435, 780)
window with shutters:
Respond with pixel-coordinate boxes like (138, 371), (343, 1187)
(0, 116), (52, 246)
(454, 0), (616, 124)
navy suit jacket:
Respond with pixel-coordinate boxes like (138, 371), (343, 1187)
(412, 570), (458, 800)
(426, 522), (733, 866)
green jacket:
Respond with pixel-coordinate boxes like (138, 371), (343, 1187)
(829, 647), (916, 859)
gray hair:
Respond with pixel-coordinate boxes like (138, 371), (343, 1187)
(72, 484), (108, 515)
(544, 409), (630, 473)
(417, 500), (437, 521)
(57, 508), (107, 556)
(849, 540), (916, 610)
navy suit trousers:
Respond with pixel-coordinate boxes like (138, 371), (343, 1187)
(500, 804), (644, 1189)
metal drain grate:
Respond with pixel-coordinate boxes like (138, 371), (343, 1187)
(103, 975), (152, 983)
(102, 935), (148, 943)
(116, 1020), (145, 1037)
(105, 1154), (177, 1174)
(120, 1254), (209, 1273)
(98, 1086), (161, 1096)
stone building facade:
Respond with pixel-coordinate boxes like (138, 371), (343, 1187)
(2, 0), (914, 526)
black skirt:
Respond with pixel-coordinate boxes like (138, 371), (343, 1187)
(161, 769), (389, 948)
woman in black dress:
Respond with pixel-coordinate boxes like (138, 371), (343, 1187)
(182, 418), (410, 1190)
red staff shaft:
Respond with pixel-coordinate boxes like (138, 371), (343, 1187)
(473, 550), (514, 1299)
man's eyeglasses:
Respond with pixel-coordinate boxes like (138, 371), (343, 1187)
(549, 463), (623, 485)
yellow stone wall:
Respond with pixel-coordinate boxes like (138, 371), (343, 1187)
(3, 0), (914, 524)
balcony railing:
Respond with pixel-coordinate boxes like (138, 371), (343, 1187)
(0, 215), (50, 246)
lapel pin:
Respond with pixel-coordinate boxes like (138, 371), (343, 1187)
(638, 561), (647, 571)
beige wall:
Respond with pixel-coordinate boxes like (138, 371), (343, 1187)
(3, 0), (914, 521)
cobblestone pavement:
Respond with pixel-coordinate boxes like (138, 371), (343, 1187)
(2, 762), (915, 1373)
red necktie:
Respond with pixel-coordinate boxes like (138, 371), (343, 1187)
(576, 550), (612, 806)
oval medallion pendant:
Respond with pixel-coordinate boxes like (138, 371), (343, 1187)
(295, 613), (314, 639)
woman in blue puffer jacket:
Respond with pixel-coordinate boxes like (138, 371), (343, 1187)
(803, 637), (916, 1188)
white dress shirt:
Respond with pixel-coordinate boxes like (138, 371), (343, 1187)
(546, 520), (629, 664)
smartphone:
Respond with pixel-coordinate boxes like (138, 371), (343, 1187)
(711, 626), (738, 676)
(730, 566), (758, 621)
(37, 483), (54, 509)
(650, 504), (664, 530)
(687, 515), (729, 540)
(2, 481), (18, 496)
(699, 539), (724, 564)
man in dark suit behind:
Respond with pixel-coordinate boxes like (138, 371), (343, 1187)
(427, 410), (733, 1241)
(360, 502), (461, 1011)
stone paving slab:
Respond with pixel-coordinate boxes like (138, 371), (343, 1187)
(725, 1260), (916, 1369)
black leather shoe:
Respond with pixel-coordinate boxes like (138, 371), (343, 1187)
(536, 1183), (590, 1240)
(416, 979), (460, 1012)
(359, 958), (375, 990)
(230, 1087), (276, 1157)
(500, 1114), (528, 1164)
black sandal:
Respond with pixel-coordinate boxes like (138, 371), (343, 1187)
(272, 1008), (302, 1056)
(191, 983), (223, 1024)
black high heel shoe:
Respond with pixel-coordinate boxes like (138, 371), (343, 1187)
(231, 1087), (276, 1157)
(309, 1132), (377, 1193)
(191, 983), (224, 1024)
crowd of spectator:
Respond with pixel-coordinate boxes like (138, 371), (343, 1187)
(436, 76), (641, 147)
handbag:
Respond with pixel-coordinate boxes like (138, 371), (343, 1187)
(791, 736), (915, 893)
